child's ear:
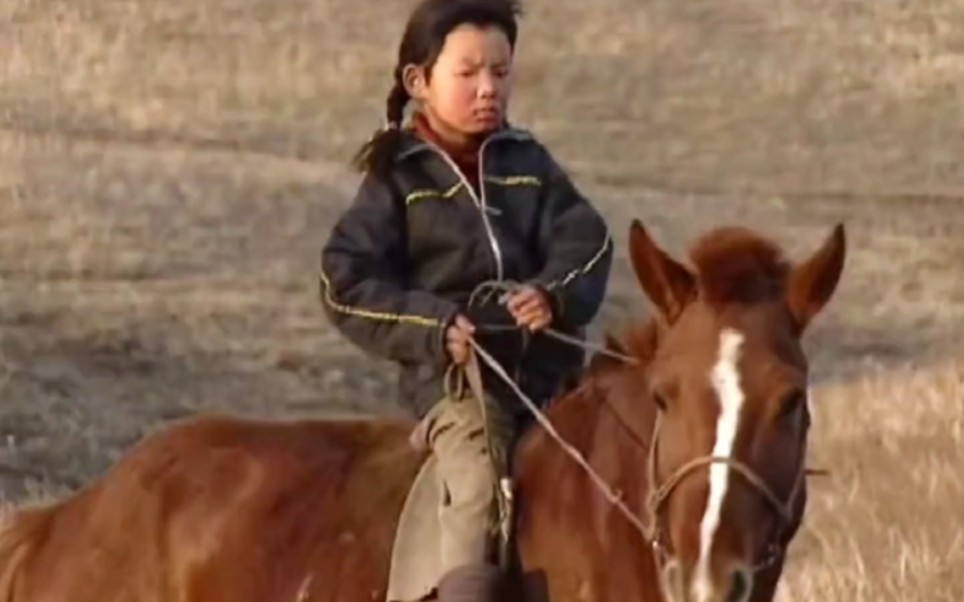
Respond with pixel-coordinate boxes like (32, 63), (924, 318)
(402, 64), (428, 100)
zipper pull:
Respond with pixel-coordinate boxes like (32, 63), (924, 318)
(484, 205), (502, 216)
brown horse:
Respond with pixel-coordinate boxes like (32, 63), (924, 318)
(0, 219), (845, 602)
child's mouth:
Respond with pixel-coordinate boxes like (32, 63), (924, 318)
(473, 108), (501, 124)
(473, 109), (501, 127)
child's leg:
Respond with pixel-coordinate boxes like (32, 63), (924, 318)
(424, 392), (516, 574)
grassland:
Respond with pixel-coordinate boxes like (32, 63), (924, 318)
(1, 0), (962, 598)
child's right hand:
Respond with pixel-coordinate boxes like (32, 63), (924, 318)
(445, 315), (476, 365)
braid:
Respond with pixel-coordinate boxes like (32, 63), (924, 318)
(385, 77), (409, 129)
(352, 74), (410, 180)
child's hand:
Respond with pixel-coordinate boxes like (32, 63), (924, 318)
(445, 315), (475, 365)
(506, 286), (553, 332)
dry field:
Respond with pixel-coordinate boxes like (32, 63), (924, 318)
(1, 0), (963, 599)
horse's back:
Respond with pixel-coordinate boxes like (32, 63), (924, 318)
(8, 413), (423, 602)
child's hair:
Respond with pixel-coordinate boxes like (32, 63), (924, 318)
(353, 0), (522, 181)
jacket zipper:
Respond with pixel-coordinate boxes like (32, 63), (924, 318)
(476, 137), (504, 281)
(422, 140), (505, 282)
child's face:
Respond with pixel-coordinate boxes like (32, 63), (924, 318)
(406, 24), (514, 136)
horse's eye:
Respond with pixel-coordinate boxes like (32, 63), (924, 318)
(780, 388), (807, 418)
(649, 379), (677, 411)
(652, 392), (668, 411)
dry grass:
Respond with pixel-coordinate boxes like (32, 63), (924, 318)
(1, 0), (963, 599)
(779, 360), (964, 601)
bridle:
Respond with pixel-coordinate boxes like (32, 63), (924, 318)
(459, 280), (814, 585)
(465, 331), (810, 578)
(644, 411), (808, 575)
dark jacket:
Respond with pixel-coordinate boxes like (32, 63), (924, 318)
(319, 126), (612, 418)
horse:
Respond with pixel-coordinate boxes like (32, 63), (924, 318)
(0, 219), (845, 602)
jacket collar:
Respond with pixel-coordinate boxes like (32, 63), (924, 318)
(395, 125), (532, 162)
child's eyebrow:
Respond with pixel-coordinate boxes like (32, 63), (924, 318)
(456, 58), (511, 69)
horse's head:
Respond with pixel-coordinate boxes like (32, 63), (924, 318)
(628, 220), (845, 602)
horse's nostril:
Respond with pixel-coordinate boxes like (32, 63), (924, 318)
(726, 568), (752, 602)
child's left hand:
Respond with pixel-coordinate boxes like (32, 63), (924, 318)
(505, 285), (553, 332)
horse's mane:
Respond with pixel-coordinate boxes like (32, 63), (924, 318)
(529, 319), (657, 461)
(688, 226), (790, 306)
(578, 319), (658, 387)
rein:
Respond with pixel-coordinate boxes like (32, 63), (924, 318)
(458, 280), (811, 574)
(466, 280), (638, 365)
(464, 338), (653, 539)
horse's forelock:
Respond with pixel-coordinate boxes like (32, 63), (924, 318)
(688, 227), (790, 306)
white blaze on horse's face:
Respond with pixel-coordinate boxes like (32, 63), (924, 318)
(691, 328), (752, 602)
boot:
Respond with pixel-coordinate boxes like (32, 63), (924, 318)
(437, 564), (505, 602)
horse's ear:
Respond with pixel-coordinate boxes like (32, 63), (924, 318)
(629, 220), (696, 323)
(786, 223), (846, 332)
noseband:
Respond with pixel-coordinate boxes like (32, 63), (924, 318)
(644, 413), (807, 573)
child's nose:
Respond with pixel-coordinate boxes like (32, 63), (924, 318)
(477, 72), (498, 98)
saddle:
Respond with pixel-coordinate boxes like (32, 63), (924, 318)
(387, 359), (518, 602)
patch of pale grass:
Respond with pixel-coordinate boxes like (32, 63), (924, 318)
(764, 0), (964, 100)
(777, 360), (964, 601)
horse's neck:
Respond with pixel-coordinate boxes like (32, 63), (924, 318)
(515, 364), (662, 599)
(518, 361), (658, 513)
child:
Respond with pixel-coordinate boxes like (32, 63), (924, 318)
(319, 0), (612, 599)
